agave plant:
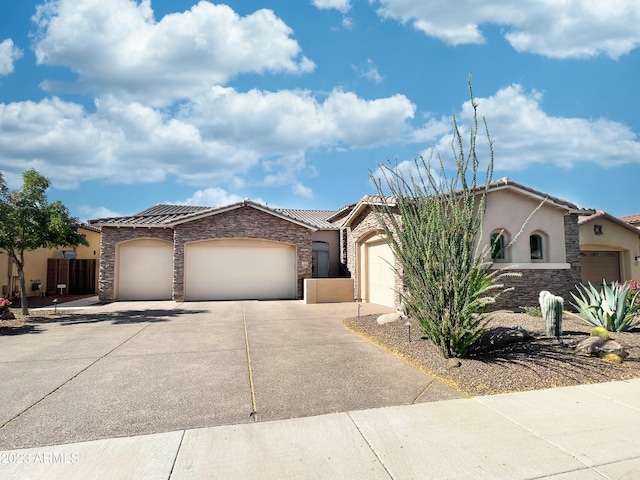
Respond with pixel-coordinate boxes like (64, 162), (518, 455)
(569, 281), (640, 332)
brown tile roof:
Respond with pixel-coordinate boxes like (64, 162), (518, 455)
(579, 210), (640, 236)
(619, 213), (640, 225)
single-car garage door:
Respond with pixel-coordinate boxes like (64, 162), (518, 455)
(581, 251), (621, 284)
(364, 239), (396, 308)
(185, 239), (296, 301)
(117, 239), (173, 300)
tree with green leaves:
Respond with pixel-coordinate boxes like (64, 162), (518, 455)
(0, 169), (88, 315)
(371, 79), (526, 358)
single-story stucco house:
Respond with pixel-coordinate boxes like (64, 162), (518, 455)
(90, 178), (597, 310)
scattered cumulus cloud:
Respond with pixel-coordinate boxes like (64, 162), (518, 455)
(373, 0), (640, 58)
(312, 0), (351, 13)
(418, 84), (640, 172)
(0, 87), (415, 191)
(354, 59), (383, 84)
(0, 39), (23, 76)
(32, 0), (315, 105)
(177, 187), (244, 206)
(79, 205), (123, 221)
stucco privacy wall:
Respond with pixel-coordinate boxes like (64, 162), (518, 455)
(98, 227), (174, 302)
(172, 206), (312, 301)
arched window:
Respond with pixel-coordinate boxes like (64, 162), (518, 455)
(530, 234), (544, 261)
(490, 232), (506, 261)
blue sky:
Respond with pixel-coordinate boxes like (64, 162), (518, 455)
(1, 0), (639, 221)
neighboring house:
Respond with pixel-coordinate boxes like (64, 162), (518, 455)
(338, 178), (594, 310)
(90, 202), (341, 302)
(578, 211), (640, 284)
(90, 178), (594, 310)
(0, 224), (101, 299)
(618, 213), (640, 230)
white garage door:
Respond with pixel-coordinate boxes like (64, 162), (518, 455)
(366, 240), (396, 308)
(185, 239), (296, 301)
(117, 239), (173, 300)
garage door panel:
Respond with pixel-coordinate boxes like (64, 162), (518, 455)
(581, 251), (621, 284)
(366, 241), (395, 308)
(186, 240), (296, 301)
(117, 240), (173, 300)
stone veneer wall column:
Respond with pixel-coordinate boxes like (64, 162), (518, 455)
(172, 206), (312, 301)
(98, 226), (174, 302)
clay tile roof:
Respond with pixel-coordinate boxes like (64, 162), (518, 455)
(579, 210), (640, 236)
(619, 213), (640, 225)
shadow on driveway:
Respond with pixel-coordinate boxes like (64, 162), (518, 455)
(1, 309), (208, 335)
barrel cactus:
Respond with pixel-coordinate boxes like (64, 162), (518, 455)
(590, 327), (611, 339)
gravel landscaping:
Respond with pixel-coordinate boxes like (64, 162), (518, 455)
(344, 311), (640, 397)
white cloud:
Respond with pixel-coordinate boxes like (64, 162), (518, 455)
(425, 84), (640, 172)
(79, 205), (123, 221)
(312, 0), (351, 13)
(354, 59), (383, 84)
(292, 183), (314, 199)
(373, 0), (640, 58)
(182, 86), (416, 151)
(178, 187), (244, 206)
(0, 86), (415, 194)
(32, 0), (315, 105)
(0, 39), (23, 76)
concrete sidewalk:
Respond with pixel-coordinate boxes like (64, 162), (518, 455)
(2, 379), (639, 479)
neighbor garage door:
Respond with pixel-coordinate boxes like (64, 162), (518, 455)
(117, 239), (173, 300)
(580, 251), (621, 284)
(365, 239), (396, 308)
(185, 239), (296, 301)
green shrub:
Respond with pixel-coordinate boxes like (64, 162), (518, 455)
(520, 305), (542, 317)
(569, 281), (640, 332)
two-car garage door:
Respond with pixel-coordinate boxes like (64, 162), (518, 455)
(116, 238), (297, 301)
(185, 239), (296, 301)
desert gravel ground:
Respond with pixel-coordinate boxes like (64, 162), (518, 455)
(344, 311), (640, 397)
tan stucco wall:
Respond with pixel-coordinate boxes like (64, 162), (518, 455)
(303, 278), (355, 303)
(580, 219), (640, 281)
(0, 227), (101, 298)
(311, 230), (341, 277)
(481, 189), (568, 265)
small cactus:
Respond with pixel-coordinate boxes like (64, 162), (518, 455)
(590, 327), (611, 339)
(601, 353), (623, 364)
(539, 291), (564, 337)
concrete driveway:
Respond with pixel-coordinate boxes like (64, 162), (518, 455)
(0, 300), (461, 449)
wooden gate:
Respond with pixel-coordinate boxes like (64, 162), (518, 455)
(47, 259), (97, 295)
